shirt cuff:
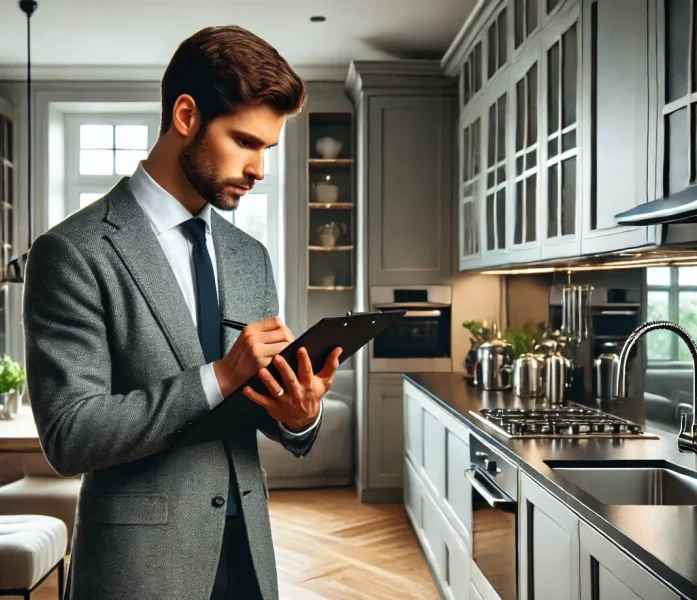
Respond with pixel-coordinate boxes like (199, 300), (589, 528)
(200, 363), (225, 410)
(278, 400), (323, 438)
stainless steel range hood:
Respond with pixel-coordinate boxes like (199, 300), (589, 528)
(615, 185), (697, 226)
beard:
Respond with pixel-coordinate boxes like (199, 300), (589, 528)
(179, 127), (250, 212)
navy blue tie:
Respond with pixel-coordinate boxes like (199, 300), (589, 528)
(182, 217), (237, 516)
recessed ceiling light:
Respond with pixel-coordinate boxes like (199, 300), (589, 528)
(310, 15), (326, 22)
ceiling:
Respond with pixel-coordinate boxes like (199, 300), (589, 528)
(0, 0), (478, 78)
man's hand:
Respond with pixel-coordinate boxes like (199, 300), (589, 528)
(242, 346), (343, 432)
(213, 317), (295, 398)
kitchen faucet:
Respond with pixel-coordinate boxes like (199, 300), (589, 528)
(616, 320), (697, 454)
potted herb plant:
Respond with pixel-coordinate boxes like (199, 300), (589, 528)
(0, 355), (25, 420)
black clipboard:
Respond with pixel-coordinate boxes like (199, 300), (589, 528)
(177, 309), (405, 446)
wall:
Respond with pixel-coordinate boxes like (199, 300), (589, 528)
(450, 271), (503, 372)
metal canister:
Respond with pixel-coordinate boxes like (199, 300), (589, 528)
(595, 342), (620, 401)
(543, 352), (573, 404)
(512, 353), (544, 398)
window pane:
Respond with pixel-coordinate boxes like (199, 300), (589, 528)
(234, 193), (268, 248)
(647, 290), (672, 360)
(115, 125), (148, 150)
(79, 193), (104, 208)
(80, 150), (113, 175)
(115, 150), (148, 175)
(679, 291), (697, 360)
(678, 266), (697, 286)
(647, 267), (671, 286)
(80, 125), (113, 149)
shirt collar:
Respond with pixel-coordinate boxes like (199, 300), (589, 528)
(128, 162), (213, 236)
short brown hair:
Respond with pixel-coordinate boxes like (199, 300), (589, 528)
(159, 25), (307, 135)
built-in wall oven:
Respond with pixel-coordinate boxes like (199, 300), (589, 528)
(369, 285), (452, 373)
(468, 434), (519, 600)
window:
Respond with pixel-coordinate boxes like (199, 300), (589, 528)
(646, 266), (697, 363)
(65, 113), (160, 214)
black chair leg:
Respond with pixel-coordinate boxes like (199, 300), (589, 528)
(24, 591), (30, 600)
(57, 558), (65, 599)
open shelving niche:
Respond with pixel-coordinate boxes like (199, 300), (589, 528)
(305, 111), (356, 331)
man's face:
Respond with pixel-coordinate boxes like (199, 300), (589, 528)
(179, 103), (285, 211)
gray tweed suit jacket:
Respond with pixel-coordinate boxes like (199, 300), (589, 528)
(22, 178), (321, 600)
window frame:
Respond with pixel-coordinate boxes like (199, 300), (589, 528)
(646, 266), (697, 367)
(64, 112), (160, 215)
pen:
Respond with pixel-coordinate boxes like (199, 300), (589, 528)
(221, 318), (248, 331)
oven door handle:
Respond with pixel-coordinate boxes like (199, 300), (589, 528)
(465, 467), (514, 509)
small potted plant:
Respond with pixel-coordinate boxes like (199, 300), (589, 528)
(462, 320), (493, 378)
(0, 355), (25, 420)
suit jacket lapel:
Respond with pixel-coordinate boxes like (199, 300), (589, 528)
(211, 210), (247, 356)
(104, 179), (205, 370)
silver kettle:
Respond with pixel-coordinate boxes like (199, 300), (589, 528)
(473, 326), (514, 391)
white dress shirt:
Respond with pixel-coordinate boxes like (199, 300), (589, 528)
(128, 163), (320, 438)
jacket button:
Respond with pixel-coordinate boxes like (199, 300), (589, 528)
(212, 495), (225, 508)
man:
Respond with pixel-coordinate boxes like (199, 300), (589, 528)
(22, 25), (342, 600)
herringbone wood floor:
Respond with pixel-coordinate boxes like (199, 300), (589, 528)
(32, 487), (439, 599)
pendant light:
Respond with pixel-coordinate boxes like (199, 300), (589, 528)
(3, 0), (37, 284)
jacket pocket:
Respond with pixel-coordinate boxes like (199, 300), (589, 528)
(78, 491), (168, 525)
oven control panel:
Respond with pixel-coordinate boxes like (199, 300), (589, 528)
(469, 434), (518, 501)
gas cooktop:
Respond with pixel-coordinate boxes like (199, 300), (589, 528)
(469, 406), (659, 439)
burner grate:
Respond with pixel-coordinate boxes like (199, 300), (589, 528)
(469, 406), (658, 439)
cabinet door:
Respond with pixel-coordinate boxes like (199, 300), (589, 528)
(480, 73), (511, 266)
(367, 374), (404, 490)
(579, 522), (679, 600)
(540, 1), (583, 260)
(367, 95), (454, 285)
(441, 512), (472, 600)
(520, 474), (580, 600)
(459, 111), (484, 270)
(509, 38), (543, 263)
(404, 383), (424, 469)
(580, 0), (652, 254)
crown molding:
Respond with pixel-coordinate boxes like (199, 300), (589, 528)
(0, 63), (349, 82)
(440, 0), (498, 77)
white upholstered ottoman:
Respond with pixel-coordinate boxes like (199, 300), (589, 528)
(0, 515), (67, 599)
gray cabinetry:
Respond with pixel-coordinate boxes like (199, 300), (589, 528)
(579, 522), (679, 600)
(580, 0), (653, 254)
(345, 62), (456, 286)
(448, 0), (670, 271)
(520, 473), (580, 600)
(367, 373), (404, 496)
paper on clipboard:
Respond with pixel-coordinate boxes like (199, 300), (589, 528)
(177, 309), (406, 446)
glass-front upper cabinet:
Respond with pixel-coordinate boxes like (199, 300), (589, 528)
(487, 4), (509, 81)
(482, 75), (509, 259)
(514, 0), (540, 51)
(461, 40), (483, 110)
(660, 0), (697, 199)
(509, 47), (541, 261)
(460, 114), (482, 268)
(541, 1), (582, 259)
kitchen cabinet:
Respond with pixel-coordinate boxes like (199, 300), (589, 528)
(448, 0), (666, 271)
(345, 62), (456, 286)
(403, 378), (473, 599)
(579, 0), (654, 254)
(520, 473), (580, 600)
(579, 522), (679, 600)
(366, 373), (404, 497)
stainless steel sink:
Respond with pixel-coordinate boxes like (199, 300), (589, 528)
(550, 463), (697, 505)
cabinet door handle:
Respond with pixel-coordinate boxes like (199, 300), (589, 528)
(465, 467), (510, 508)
